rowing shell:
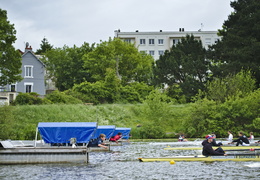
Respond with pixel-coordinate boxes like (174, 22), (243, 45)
(139, 154), (260, 162)
(164, 146), (260, 151)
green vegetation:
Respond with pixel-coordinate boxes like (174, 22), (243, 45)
(0, 8), (22, 86)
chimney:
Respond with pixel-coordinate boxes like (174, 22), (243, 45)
(160, 30), (162, 32)
(136, 30), (139, 32)
(25, 42), (32, 52)
(179, 28), (181, 32)
(182, 28), (184, 32)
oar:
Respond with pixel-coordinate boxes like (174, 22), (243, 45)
(224, 148), (260, 152)
(225, 153), (260, 156)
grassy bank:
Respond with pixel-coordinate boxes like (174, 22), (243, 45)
(1, 103), (190, 140)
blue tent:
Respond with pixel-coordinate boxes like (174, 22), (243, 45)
(92, 125), (116, 139)
(38, 122), (97, 144)
(112, 127), (131, 139)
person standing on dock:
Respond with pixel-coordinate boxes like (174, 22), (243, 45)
(202, 136), (226, 156)
(228, 131), (233, 142)
(231, 132), (250, 146)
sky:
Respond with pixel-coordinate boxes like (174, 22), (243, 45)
(1, 0), (233, 51)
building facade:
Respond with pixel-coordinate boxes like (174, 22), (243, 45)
(115, 29), (220, 60)
(5, 43), (46, 97)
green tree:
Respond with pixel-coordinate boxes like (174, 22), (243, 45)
(35, 37), (53, 54)
(205, 70), (256, 103)
(83, 38), (154, 85)
(0, 8), (22, 86)
(209, 0), (260, 86)
(154, 34), (208, 101)
(43, 42), (95, 91)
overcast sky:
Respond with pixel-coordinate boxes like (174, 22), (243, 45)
(2, 0), (233, 51)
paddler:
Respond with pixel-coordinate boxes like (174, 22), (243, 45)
(202, 135), (226, 156)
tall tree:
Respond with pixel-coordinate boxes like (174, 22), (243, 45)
(154, 34), (208, 101)
(35, 37), (53, 54)
(0, 8), (22, 86)
(43, 42), (94, 91)
(209, 0), (260, 86)
(83, 38), (154, 85)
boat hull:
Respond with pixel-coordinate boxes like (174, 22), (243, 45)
(0, 148), (88, 165)
(139, 154), (260, 162)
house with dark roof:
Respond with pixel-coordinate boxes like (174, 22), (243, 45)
(2, 43), (46, 102)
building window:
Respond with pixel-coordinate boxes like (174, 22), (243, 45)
(140, 50), (146, 54)
(124, 39), (131, 43)
(149, 51), (155, 56)
(158, 39), (164, 45)
(149, 39), (155, 45)
(11, 85), (16, 92)
(24, 65), (33, 78)
(205, 38), (211, 45)
(24, 83), (33, 93)
(173, 39), (179, 45)
(140, 39), (146, 45)
(158, 50), (164, 56)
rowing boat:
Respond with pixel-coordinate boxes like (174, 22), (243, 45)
(138, 154), (260, 162)
(164, 146), (260, 151)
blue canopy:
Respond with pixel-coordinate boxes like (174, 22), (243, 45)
(92, 125), (116, 139)
(38, 122), (97, 143)
(112, 127), (131, 139)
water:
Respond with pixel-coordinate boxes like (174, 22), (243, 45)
(0, 142), (260, 180)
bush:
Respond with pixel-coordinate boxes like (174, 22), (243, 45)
(45, 90), (83, 104)
(13, 92), (44, 105)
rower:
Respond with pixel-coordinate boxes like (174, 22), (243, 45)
(210, 133), (223, 147)
(231, 132), (250, 146)
(202, 135), (227, 156)
(178, 134), (188, 142)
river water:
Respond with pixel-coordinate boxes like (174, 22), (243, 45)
(0, 142), (260, 180)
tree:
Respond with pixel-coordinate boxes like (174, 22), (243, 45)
(209, 0), (260, 86)
(0, 8), (22, 86)
(35, 37), (53, 54)
(154, 34), (208, 102)
(43, 42), (95, 91)
(83, 38), (154, 85)
(205, 70), (256, 103)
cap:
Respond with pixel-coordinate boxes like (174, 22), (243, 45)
(206, 135), (213, 139)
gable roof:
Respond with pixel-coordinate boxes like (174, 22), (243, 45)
(22, 50), (46, 67)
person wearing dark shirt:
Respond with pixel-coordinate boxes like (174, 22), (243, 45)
(210, 133), (223, 147)
(231, 132), (250, 146)
(202, 135), (226, 156)
(87, 134), (108, 149)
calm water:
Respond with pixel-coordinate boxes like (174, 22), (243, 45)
(0, 142), (260, 180)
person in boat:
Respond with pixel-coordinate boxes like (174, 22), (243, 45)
(202, 135), (226, 156)
(227, 131), (233, 142)
(231, 132), (250, 146)
(178, 134), (188, 142)
(210, 133), (223, 147)
(248, 132), (254, 142)
(109, 132), (122, 143)
(87, 134), (108, 149)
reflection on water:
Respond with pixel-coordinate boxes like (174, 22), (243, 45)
(0, 142), (259, 180)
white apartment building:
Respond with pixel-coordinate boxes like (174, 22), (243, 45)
(114, 28), (221, 60)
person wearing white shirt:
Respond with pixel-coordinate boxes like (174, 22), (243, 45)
(248, 132), (254, 142)
(228, 131), (233, 142)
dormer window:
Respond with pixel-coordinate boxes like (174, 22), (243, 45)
(24, 65), (33, 78)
